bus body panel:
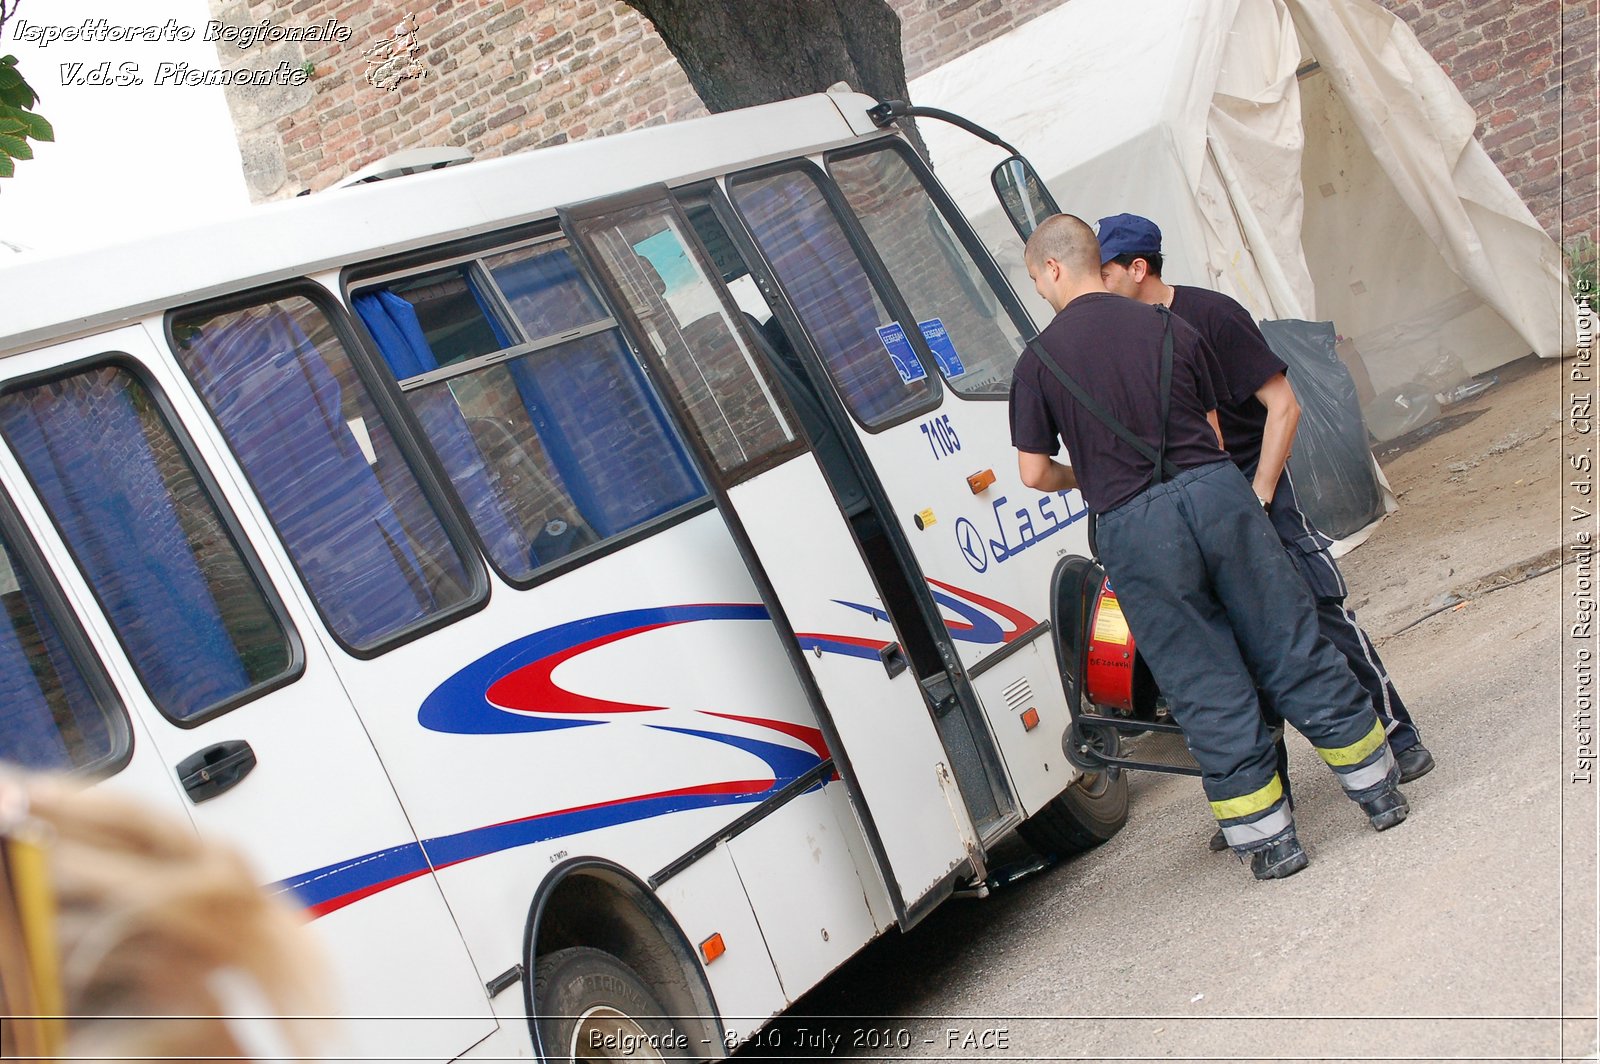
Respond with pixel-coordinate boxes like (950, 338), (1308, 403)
(724, 782), (884, 999)
(652, 841), (789, 1038)
(304, 505), (843, 1006)
(967, 638), (1078, 818)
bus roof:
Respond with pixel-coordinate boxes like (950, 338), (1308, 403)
(0, 89), (889, 357)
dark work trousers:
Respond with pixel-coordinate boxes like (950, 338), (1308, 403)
(1096, 461), (1387, 850)
(1260, 467), (1423, 754)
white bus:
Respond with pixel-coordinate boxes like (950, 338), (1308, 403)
(0, 88), (1128, 1061)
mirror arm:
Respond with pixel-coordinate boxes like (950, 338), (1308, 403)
(866, 100), (1022, 157)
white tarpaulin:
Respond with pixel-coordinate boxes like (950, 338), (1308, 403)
(908, 0), (1575, 395)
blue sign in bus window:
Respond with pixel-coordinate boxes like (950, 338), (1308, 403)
(875, 322), (927, 385)
(918, 318), (965, 377)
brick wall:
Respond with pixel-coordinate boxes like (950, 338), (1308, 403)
(212, 0), (707, 199)
(216, 0), (1594, 255)
(212, 0), (1068, 200)
(888, 0), (1062, 79)
(1374, 0), (1596, 250)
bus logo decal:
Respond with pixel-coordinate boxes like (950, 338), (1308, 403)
(956, 518), (988, 572)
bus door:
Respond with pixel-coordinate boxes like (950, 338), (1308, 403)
(0, 325), (496, 1062)
(562, 189), (999, 928)
(727, 146), (1071, 680)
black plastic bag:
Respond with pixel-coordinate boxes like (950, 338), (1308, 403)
(1257, 319), (1384, 539)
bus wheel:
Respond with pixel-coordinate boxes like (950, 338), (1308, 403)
(534, 946), (686, 1062)
(1017, 764), (1129, 857)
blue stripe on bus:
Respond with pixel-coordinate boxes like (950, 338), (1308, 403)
(277, 724), (823, 915)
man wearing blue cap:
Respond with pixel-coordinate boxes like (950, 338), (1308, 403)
(1095, 212), (1434, 851)
(1010, 213), (1409, 880)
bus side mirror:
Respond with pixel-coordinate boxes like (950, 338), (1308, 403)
(991, 155), (1061, 241)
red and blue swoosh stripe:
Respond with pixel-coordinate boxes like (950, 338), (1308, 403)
(274, 588), (1033, 917)
(279, 605), (827, 916)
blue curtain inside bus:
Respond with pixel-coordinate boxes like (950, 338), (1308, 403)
(354, 291), (528, 573)
(177, 303), (471, 648)
(0, 370), (270, 720)
(0, 529), (118, 769)
(356, 271), (703, 577)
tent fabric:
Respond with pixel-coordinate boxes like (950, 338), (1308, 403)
(1285, 0), (1574, 362)
(907, 0), (1573, 368)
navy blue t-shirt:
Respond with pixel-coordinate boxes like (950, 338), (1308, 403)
(1168, 285), (1286, 476)
(1010, 292), (1229, 514)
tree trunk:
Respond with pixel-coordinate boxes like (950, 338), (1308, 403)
(620, 0), (928, 158)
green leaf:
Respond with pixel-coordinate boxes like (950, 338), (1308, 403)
(0, 59), (38, 110)
(0, 117), (25, 137)
(0, 133), (32, 161)
(0, 153), (13, 179)
(0, 80), (29, 111)
(22, 111), (52, 142)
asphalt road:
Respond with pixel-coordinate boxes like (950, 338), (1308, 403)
(738, 357), (1597, 1062)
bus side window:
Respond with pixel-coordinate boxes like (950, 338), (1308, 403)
(828, 142), (1025, 397)
(171, 294), (479, 653)
(728, 166), (938, 430)
(0, 495), (130, 772)
(0, 363), (297, 724)
(573, 201), (797, 478)
(352, 239), (705, 584)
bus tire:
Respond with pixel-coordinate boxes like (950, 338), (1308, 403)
(1017, 765), (1128, 857)
(533, 946), (690, 1062)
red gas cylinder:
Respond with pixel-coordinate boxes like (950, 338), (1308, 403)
(1083, 577), (1136, 711)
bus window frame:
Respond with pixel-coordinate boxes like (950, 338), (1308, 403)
(0, 479), (134, 776)
(822, 138), (1039, 402)
(164, 282), (491, 662)
(558, 182), (812, 491)
(0, 351), (308, 729)
(724, 156), (947, 434)
(341, 225), (718, 593)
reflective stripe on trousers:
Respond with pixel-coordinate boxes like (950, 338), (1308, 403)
(1213, 773), (1295, 850)
(1315, 718), (1398, 798)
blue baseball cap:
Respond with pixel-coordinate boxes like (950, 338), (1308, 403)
(1096, 213), (1162, 265)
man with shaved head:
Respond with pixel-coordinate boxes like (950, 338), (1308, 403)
(1009, 214), (1408, 881)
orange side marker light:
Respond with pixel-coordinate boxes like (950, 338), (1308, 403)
(1020, 707), (1040, 732)
(967, 469), (996, 494)
(700, 932), (726, 964)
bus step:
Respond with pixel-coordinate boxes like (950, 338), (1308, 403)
(1066, 716), (1202, 776)
(1115, 729), (1202, 774)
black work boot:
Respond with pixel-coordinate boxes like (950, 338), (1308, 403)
(1395, 744), (1435, 783)
(1360, 785), (1410, 831)
(1249, 833), (1309, 880)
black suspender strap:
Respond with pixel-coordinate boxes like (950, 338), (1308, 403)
(1153, 304), (1174, 486)
(1024, 305), (1180, 485)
